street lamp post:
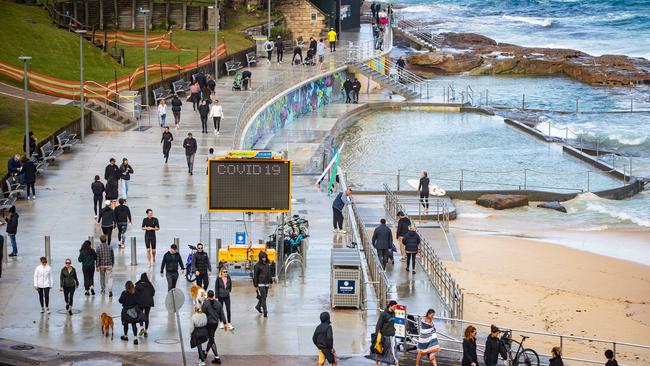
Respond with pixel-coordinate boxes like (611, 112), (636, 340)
(140, 9), (151, 107)
(76, 29), (87, 142)
(214, 0), (219, 80)
(267, 0), (271, 38)
(18, 56), (32, 159)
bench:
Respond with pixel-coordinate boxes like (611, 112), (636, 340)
(40, 141), (63, 162)
(32, 155), (49, 174)
(0, 194), (16, 212)
(152, 86), (173, 104)
(225, 60), (243, 76)
(5, 176), (25, 198)
(246, 51), (257, 67)
(56, 130), (78, 150)
(172, 79), (191, 95)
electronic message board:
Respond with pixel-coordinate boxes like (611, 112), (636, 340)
(208, 159), (291, 212)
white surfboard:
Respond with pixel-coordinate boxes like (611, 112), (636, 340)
(407, 179), (446, 196)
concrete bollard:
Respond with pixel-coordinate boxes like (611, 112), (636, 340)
(173, 237), (180, 249)
(258, 239), (264, 244)
(2, 234), (7, 264)
(130, 237), (137, 266)
(216, 238), (222, 264)
(44, 236), (51, 264)
(88, 236), (94, 249)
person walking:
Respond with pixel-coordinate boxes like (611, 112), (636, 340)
(6, 206), (19, 257)
(416, 309), (440, 366)
(343, 77), (353, 103)
(78, 240), (97, 296)
(461, 326), (478, 366)
(373, 300), (400, 366)
(332, 188), (352, 234)
(328, 28), (337, 52)
(317, 38), (326, 69)
(484, 325), (508, 366)
(142, 209), (160, 266)
(119, 158), (134, 200)
(396, 56), (406, 81)
(193, 243), (211, 290)
(549, 347), (564, 366)
(208, 99), (224, 135)
(115, 198), (132, 248)
(216, 268), (233, 328)
(313, 311), (337, 366)
(198, 98), (211, 134)
(171, 94), (183, 130)
(264, 39), (274, 64)
(21, 156), (36, 200)
(91, 175), (105, 218)
(372, 218), (393, 269)
(403, 226), (421, 274)
(418, 171), (430, 214)
(183, 132), (198, 175)
(105, 158), (120, 206)
(96, 234), (115, 297)
(395, 211), (411, 262)
(605, 349), (619, 366)
(119, 280), (142, 345)
(97, 200), (116, 246)
(276, 36), (284, 63)
(161, 126), (173, 164)
(34, 256), (53, 314)
(207, 75), (216, 97)
(135, 272), (155, 337)
(60, 258), (79, 316)
(253, 251), (272, 317)
(202, 290), (230, 364)
(158, 99), (168, 127)
(190, 305), (209, 366)
(352, 78), (361, 103)
(160, 244), (185, 291)
(190, 81), (201, 111)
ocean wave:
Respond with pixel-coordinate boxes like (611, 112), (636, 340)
(584, 202), (650, 228)
(565, 193), (650, 228)
(458, 213), (491, 219)
(574, 225), (610, 231)
(399, 4), (463, 14)
(501, 15), (556, 27)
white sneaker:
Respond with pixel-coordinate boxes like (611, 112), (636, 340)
(214, 130), (217, 135)
(339, 229), (347, 234)
(32, 195), (36, 200)
(40, 307), (45, 313)
(229, 324), (234, 330)
(219, 323), (224, 329)
(46, 308), (51, 314)
(333, 229), (339, 233)
(27, 196), (31, 200)
(217, 131), (220, 135)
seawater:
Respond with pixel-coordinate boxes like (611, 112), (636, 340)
(395, 0), (650, 59)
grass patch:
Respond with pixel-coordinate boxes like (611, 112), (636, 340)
(0, 94), (79, 176)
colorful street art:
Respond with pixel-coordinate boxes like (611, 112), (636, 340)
(242, 71), (346, 149)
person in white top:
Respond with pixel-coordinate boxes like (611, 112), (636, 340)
(158, 99), (167, 128)
(34, 256), (53, 314)
(317, 39), (326, 70)
(208, 99), (224, 135)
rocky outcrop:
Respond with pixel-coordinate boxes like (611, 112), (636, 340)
(476, 194), (529, 210)
(405, 32), (650, 86)
(537, 201), (567, 213)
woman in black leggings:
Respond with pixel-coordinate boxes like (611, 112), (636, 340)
(34, 256), (53, 314)
(135, 273), (155, 337)
(60, 258), (79, 315)
(402, 226), (421, 274)
(78, 240), (97, 296)
(119, 281), (142, 344)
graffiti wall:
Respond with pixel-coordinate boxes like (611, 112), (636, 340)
(242, 71), (346, 149)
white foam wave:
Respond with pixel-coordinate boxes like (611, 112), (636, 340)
(575, 225), (610, 232)
(399, 4), (462, 14)
(501, 15), (556, 27)
(585, 202), (650, 228)
(458, 213), (491, 219)
(608, 134), (648, 146)
(567, 193), (650, 228)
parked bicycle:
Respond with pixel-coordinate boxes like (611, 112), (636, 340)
(185, 244), (197, 282)
(502, 331), (540, 366)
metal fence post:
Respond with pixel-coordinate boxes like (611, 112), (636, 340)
(2, 234), (7, 264)
(524, 169), (528, 190)
(44, 235), (51, 264)
(88, 236), (94, 249)
(130, 237), (137, 266)
(397, 169), (401, 191)
(587, 171), (591, 192)
(522, 94), (525, 110)
(174, 237), (180, 248)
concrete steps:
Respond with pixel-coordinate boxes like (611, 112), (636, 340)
(351, 63), (421, 99)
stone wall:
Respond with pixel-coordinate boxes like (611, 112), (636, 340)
(277, 0), (329, 41)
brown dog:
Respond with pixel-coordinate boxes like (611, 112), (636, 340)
(100, 312), (114, 340)
(190, 285), (207, 306)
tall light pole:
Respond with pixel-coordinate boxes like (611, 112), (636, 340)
(214, 0), (219, 80)
(267, 0), (271, 38)
(141, 8), (151, 107)
(76, 29), (87, 142)
(19, 56), (32, 159)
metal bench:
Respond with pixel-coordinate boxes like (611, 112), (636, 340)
(172, 79), (191, 95)
(56, 130), (78, 150)
(225, 60), (243, 76)
(0, 194), (16, 211)
(5, 176), (25, 198)
(32, 155), (49, 174)
(246, 51), (257, 67)
(152, 86), (173, 104)
(40, 141), (63, 162)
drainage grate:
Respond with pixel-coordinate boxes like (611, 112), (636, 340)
(57, 309), (81, 315)
(154, 338), (179, 345)
(10, 345), (34, 351)
(132, 126), (152, 132)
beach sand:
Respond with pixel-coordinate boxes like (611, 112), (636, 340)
(444, 229), (650, 365)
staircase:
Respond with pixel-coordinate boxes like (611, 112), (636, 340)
(393, 15), (443, 50)
(349, 62), (421, 99)
(86, 100), (138, 131)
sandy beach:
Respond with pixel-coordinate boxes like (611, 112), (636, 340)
(444, 228), (650, 365)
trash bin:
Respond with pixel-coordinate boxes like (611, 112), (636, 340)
(118, 91), (141, 120)
(331, 248), (361, 309)
(253, 36), (269, 57)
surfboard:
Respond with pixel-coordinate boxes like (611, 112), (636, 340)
(407, 179), (446, 196)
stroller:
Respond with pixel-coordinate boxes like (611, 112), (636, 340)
(232, 71), (243, 91)
(304, 48), (316, 66)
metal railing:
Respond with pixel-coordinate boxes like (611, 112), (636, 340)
(393, 14), (443, 49)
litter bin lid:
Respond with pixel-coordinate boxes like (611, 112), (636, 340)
(331, 248), (360, 267)
(252, 36), (268, 41)
(119, 91), (139, 99)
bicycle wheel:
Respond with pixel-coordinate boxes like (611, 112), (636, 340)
(516, 348), (540, 366)
(185, 265), (195, 282)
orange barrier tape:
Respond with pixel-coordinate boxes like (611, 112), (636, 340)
(92, 31), (178, 50)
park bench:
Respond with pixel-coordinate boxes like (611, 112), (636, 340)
(225, 60), (243, 76)
(56, 130), (78, 150)
(40, 141), (63, 162)
(172, 79), (191, 95)
(0, 193), (16, 211)
(246, 52), (257, 67)
(5, 176), (25, 198)
(152, 86), (173, 104)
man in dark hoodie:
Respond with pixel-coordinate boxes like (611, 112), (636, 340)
(402, 225), (421, 274)
(253, 251), (272, 317)
(97, 200), (116, 246)
(160, 244), (185, 291)
(343, 77), (353, 104)
(183, 132), (198, 175)
(313, 311), (336, 366)
(372, 218), (393, 270)
(5, 206), (18, 257)
(114, 198), (132, 248)
(171, 94), (183, 129)
(91, 175), (105, 218)
(202, 290), (230, 364)
(484, 325), (508, 366)
(193, 243), (211, 290)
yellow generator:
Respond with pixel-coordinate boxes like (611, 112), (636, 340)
(218, 245), (276, 272)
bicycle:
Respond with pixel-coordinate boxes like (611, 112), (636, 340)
(502, 330), (540, 366)
(185, 244), (197, 282)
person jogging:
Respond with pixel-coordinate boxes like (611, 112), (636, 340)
(119, 158), (134, 200)
(91, 175), (105, 218)
(208, 99), (224, 135)
(142, 209), (160, 266)
(198, 98), (211, 134)
(276, 36), (284, 63)
(34, 256), (53, 314)
(332, 188), (352, 233)
(160, 244), (185, 291)
(97, 200), (116, 246)
(171, 94), (183, 130)
(202, 290), (230, 364)
(135, 272), (155, 337)
(418, 171), (430, 214)
(313, 311), (337, 366)
(328, 28), (337, 52)
(161, 126), (173, 164)
(5, 206), (19, 257)
(183, 132), (198, 175)
(114, 198), (132, 248)
(78, 240), (97, 296)
(253, 251), (272, 317)
(193, 243), (211, 290)
(60, 258), (79, 316)
(96, 234), (115, 297)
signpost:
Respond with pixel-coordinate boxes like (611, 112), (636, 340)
(165, 288), (187, 366)
(235, 232), (246, 245)
(394, 304), (406, 339)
